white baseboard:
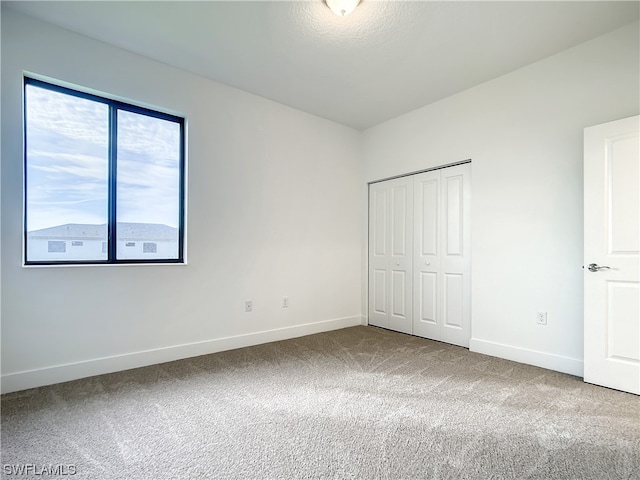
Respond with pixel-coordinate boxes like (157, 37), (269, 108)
(469, 338), (584, 377)
(1, 316), (362, 394)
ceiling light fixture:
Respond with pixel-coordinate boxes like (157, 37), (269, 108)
(325, 0), (361, 17)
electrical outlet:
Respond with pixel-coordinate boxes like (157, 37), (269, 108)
(536, 311), (547, 325)
(282, 296), (289, 308)
(245, 300), (253, 312)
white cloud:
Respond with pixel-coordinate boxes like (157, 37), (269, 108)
(117, 111), (180, 163)
(29, 152), (108, 181)
(28, 206), (108, 232)
(26, 84), (182, 232)
(26, 85), (108, 147)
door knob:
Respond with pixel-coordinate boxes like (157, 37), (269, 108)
(587, 263), (610, 272)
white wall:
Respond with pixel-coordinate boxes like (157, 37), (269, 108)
(1, 9), (363, 392)
(362, 22), (640, 376)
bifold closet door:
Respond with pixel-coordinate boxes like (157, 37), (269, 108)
(368, 177), (413, 334)
(413, 163), (471, 347)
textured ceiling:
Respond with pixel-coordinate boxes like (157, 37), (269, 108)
(4, 1), (639, 130)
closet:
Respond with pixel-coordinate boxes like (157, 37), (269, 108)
(368, 162), (471, 347)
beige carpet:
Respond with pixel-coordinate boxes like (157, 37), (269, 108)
(1, 326), (639, 479)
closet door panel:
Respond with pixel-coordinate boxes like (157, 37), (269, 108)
(372, 189), (388, 257)
(441, 164), (471, 347)
(413, 171), (441, 339)
(418, 271), (437, 322)
(372, 269), (387, 316)
(368, 184), (390, 328)
(389, 180), (413, 334)
(444, 273), (464, 328)
(368, 178), (413, 334)
(392, 185), (410, 256)
(392, 270), (408, 317)
(420, 179), (439, 256)
(445, 175), (464, 257)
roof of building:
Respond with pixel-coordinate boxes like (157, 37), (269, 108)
(28, 223), (178, 241)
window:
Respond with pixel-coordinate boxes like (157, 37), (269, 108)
(24, 77), (185, 264)
(48, 241), (66, 253)
(143, 242), (157, 253)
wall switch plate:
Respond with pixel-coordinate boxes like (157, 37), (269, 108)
(536, 311), (547, 325)
(282, 296), (289, 308)
(245, 300), (253, 312)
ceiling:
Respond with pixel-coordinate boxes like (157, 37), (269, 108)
(5, 1), (639, 130)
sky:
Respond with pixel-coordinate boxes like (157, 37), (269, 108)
(25, 84), (181, 233)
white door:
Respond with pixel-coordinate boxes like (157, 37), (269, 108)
(413, 163), (471, 347)
(413, 169), (441, 340)
(584, 115), (639, 395)
(368, 177), (413, 334)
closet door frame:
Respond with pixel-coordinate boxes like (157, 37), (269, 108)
(367, 160), (471, 346)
